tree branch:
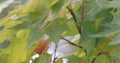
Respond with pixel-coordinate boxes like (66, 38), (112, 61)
(61, 37), (83, 48)
(67, 6), (82, 35)
(52, 44), (58, 63)
(61, 37), (87, 56)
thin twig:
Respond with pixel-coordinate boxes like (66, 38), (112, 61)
(66, 0), (88, 57)
(61, 37), (83, 48)
(61, 37), (87, 56)
(53, 44), (58, 63)
(67, 6), (82, 35)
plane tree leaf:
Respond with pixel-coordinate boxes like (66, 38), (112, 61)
(44, 18), (69, 43)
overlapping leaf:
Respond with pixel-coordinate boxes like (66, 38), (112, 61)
(45, 18), (69, 43)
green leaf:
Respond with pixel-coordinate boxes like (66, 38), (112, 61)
(80, 20), (96, 38)
(8, 38), (27, 63)
(32, 53), (51, 63)
(112, 57), (120, 63)
(94, 38), (110, 54)
(94, 54), (111, 63)
(78, 20), (97, 56)
(112, 14), (120, 25)
(76, 0), (101, 21)
(67, 55), (81, 63)
(111, 1), (120, 8)
(63, 21), (78, 36)
(11, 21), (31, 30)
(81, 38), (96, 56)
(26, 28), (42, 49)
(55, 59), (63, 63)
(67, 55), (89, 63)
(0, 0), (120, 63)
(8, 30), (29, 63)
(112, 53), (120, 59)
(96, 0), (112, 9)
(96, 0), (120, 9)
(45, 18), (69, 43)
(0, 54), (8, 63)
(25, 14), (48, 48)
(51, 0), (65, 13)
(0, 29), (16, 43)
(110, 45), (120, 59)
(90, 25), (120, 37)
(0, 0), (5, 4)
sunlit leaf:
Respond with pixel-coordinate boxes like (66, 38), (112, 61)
(56, 59), (63, 63)
(8, 30), (29, 63)
(8, 38), (27, 63)
(0, 29), (16, 43)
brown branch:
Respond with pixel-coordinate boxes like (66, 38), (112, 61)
(65, 0), (88, 57)
(61, 37), (87, 56)
(61, 37), (83, 48)
(67, 6), (82, 35)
